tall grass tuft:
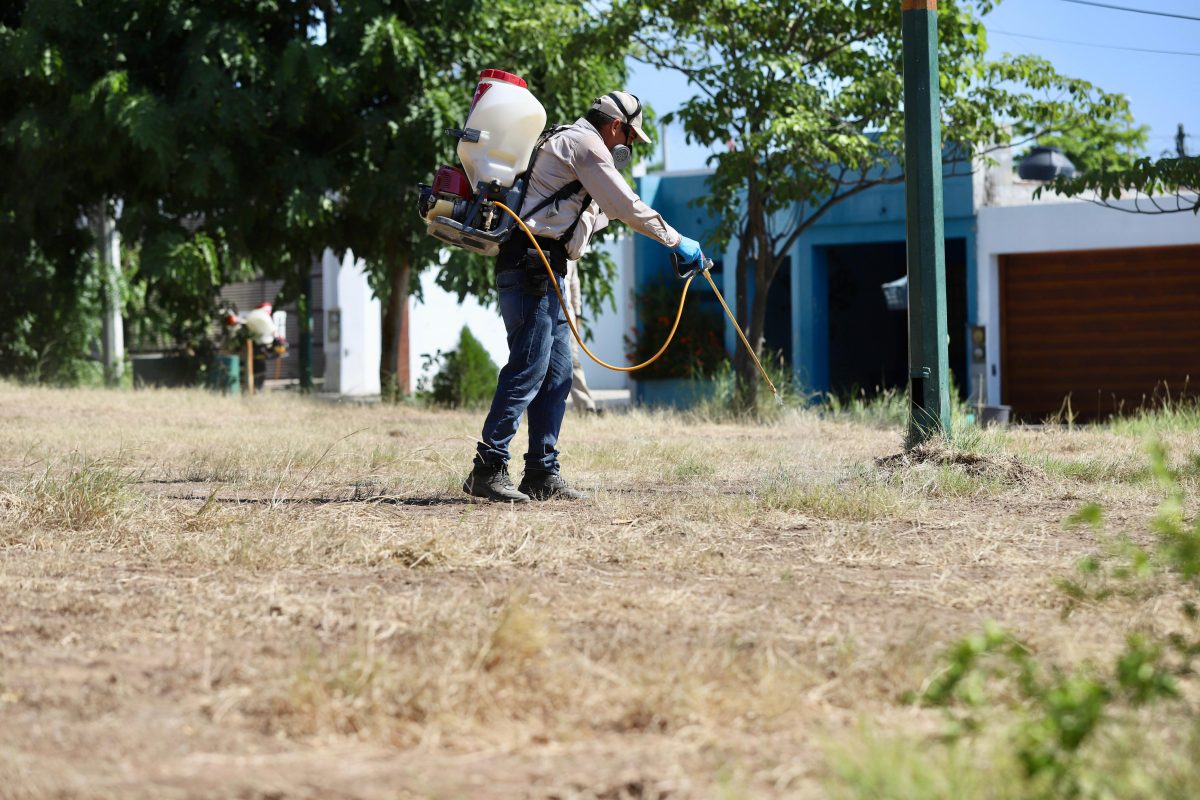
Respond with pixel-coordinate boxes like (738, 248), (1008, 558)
(1109, 394), (1200, 435)
(22, 459), (135, 531)
(689, 352), (810, 423)
(823, 386), (908, 429)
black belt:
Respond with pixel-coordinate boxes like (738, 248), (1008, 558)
(497, 233), (567, 275)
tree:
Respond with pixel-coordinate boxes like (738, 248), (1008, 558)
(1044, 156), (1200, 214)
(1017, 108), (1148, 176)
(1, 0), (631, 394)
(316, 0), (629, 399)
(1, 1), (321, 370)
(619, 0), (1136, 408)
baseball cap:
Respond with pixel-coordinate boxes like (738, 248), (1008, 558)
(591, 91), (652, 145)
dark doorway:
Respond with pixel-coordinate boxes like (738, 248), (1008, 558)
(825, 240), (967, 398)
(762, 257), (793, 368)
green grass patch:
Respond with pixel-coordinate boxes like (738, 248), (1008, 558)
(759, 474), (904, 521)
(1108, 396), (1200, 435)
(1039, 456), (1152, 485)
(822, 386), (908, 429)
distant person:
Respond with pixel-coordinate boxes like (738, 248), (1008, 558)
(463, 91), (706, 502)
(565, 259), (599, 416)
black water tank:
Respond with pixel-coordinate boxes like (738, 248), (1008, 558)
(1018, 146), (1077, 181)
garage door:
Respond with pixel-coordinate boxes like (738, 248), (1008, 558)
(1001, 244), (1200, 421)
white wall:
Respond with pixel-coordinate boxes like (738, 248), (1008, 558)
(322, 249), (382, 396)
(976, 198), (1200, 405)
(409, 271), (509, 392)
(578, 235), (633, 391)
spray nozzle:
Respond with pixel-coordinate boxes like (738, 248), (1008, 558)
(669, 252), (713, 280)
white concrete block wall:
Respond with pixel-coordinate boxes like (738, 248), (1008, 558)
(578, 235), (632, 391)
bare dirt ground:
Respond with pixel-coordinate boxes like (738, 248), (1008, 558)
(1, 384), (1195, 799)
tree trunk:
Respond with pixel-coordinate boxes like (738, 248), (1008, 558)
(733, 189), (775, 412)
(380, 242), (411, 403)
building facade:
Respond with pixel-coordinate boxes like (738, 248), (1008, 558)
(630, 150), (1200, 421)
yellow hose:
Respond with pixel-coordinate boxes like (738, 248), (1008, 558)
(492, 201), (778, 398)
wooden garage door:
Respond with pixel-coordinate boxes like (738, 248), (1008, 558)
(1001, 244), (1200, 421)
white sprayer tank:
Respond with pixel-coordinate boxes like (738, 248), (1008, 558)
(457, 69), (546, 191)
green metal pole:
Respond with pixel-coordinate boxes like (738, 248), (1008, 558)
(901, 0), (951, 444)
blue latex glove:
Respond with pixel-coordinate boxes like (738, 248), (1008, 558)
(673, 235), (703, 265)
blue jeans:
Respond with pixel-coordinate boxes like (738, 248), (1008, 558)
(475, 269), (573, 472)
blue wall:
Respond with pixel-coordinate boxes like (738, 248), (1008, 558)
(633, 172), (724, 292)
(634, 166), (977, 395)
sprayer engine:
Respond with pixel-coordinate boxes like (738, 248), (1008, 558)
(417, 165), (474, 228)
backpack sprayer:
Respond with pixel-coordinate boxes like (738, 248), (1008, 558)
(417, 69), (779, 402)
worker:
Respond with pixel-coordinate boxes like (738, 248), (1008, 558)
(463, 91), (705, 502)
(564, 259), (600, 416)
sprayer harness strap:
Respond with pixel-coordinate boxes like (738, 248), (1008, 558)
(517, 125), (593, 246)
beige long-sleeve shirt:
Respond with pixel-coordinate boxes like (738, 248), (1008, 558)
(521, 118), (682, 260)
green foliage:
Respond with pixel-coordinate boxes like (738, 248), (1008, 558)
(1016, 108), (1147, 177)
(908, 440), (1200, 799)
(1045, 155), (1199, 213)
(0, 241), (101, 383)
(625, 284), (727, 380)
(1, 0), (632, 385)
(425, 326), (498, 409)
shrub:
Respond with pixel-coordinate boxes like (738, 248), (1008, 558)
(426, 326), (498, 408)
(625, 284), (728, 380)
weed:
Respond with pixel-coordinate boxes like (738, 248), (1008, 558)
(689, 353), (809, 423)
(759, 472), (903, 521)
(672, 456), (716, 482)
(903, 441), (1200, 799)
(1039, 456), (1151, 485)
(22, 459), (134, 531)
(181, 450), (244, 482)
(822, 386), (908, 429)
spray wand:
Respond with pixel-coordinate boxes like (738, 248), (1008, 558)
(494, 202), (780, 406)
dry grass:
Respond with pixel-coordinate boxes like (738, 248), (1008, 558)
(0, 382), (1196, 798)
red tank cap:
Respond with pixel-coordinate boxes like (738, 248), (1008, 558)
(478, 69), (527, 88)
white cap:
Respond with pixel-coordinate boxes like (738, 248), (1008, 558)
(591, 91), (651, 144)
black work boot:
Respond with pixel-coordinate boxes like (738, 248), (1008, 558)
(519, 468), (588, 501)
(463, 461), (530, 503)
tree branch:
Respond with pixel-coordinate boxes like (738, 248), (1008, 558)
(773, 171), (906, 267)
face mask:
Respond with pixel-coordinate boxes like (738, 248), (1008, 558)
(612, 144), (631, 169)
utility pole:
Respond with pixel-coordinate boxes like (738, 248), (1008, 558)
(94, 202), (125, 386)
(901, 0), (950, 444)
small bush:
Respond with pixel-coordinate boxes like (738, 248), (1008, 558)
(425, 326), (498, 409)
(625, 284), (727, 380)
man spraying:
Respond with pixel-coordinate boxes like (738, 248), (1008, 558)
(463, 91), (706, 502)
